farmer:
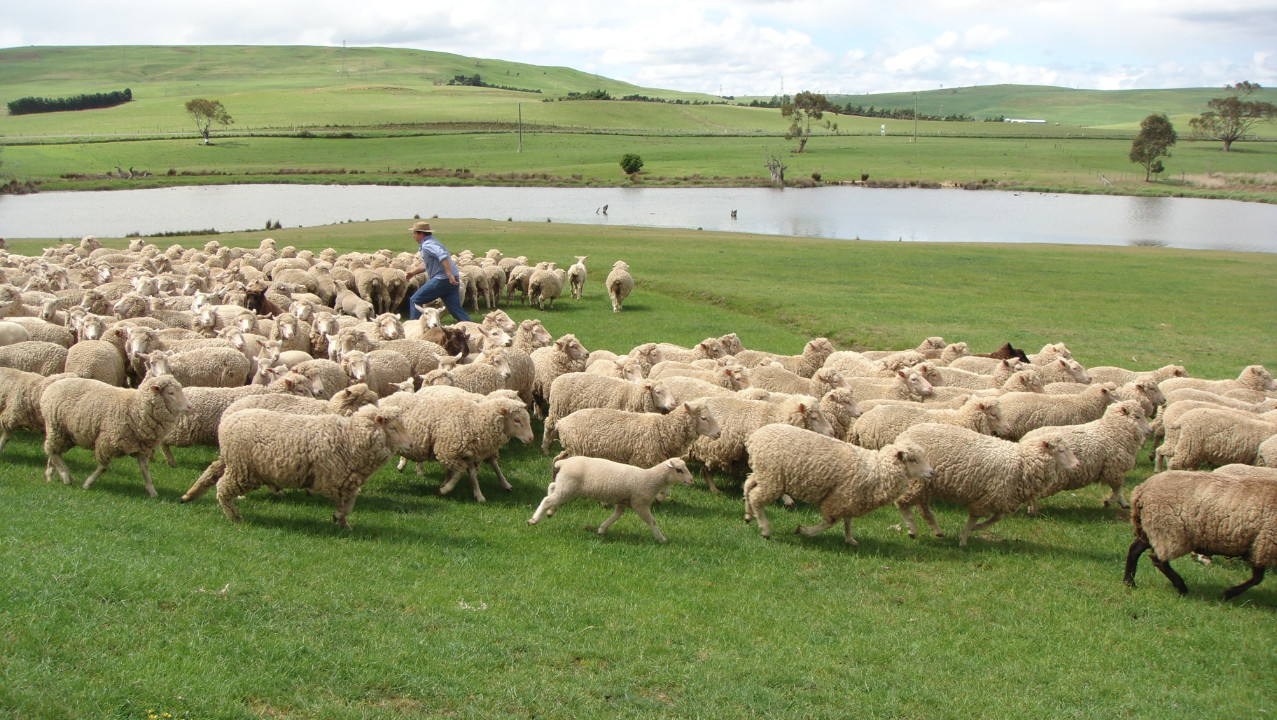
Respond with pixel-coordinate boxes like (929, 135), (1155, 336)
(403, 221), (471, 322)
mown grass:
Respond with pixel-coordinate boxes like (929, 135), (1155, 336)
(2, 221), (1276, 719)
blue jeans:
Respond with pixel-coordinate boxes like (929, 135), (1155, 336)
(406, 275), (471, 322)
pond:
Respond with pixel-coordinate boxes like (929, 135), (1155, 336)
(2, 184), (1275, 252)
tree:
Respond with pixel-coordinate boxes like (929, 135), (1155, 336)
(1129, 113), (1177, 181)
(781, 91), (838, 153)
(185, 98), (234, 144)
(763, 148), (787, 185)
(1188, 82), (1276, 152)
(620, 153), (643, 176)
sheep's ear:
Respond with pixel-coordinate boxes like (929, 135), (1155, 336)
(797, 403), (808, 413)
(683, 402), (692, 411)
(150, 383), (163, 393)
(897, 370), (907, 378)
(896, 449), (907, 462)
(500, 408), (510, 416)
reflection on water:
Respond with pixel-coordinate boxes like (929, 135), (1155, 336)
(1, 185), (1274, 252)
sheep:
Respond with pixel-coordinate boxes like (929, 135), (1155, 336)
(1028, 342), (1074, 365)
(850, 395), (1010, 450)
(156, 375), (323, 467)
(380, 391), (533, 502)
(1086, 364), (1188, 386)
(729, 338), (834, 378)
(334, 287), (375, 320)
(528, 457), (693, 543)
(180, 404), (410, 529)
(340, 349), (412, 398)
(1123, 469), (1277, 600)
(512, 318), (554, 354)
(1022, 400), (1152, 514)
(934, 359), (1023, 390)
(1159, 365), (1275, 396)
(41, 375), (191, 498)
(649, 363), (750, 391)
(654, 374), (747, 401)
(542, 374), (679, 454)
(449, 349), (512, 396)
(743, 424), (933, 545)
(1034, 357), (1092, 384)
(688, 395), (835, 493)
(0, 320), (33, 346)
(65, 339), (128, 387)
(287, 358), (349, 399)
(894, 423), (1079, 547)
(223, 382), (377, 418)
(1110, 378), (1167, 419)
(1155, 407), (1277, 471)
(843, 368), (935, 404)
(477, 261), (507, 309)
(993, 382), (1118, 440)
(0, 370), (77, 455)
(530, 333), (590, 415)
(141, 346), (251, 389)
(750, 364), (854, 399)
(1260, 436), (1277, 468)
(0, 341), (69, 375)
(554, 401), (722, 471)
(376, 338), (445, 377)
(505, 264), (536, 306)
(605, 260), (633, 312)
(527, 266), (564, 310)
(566, 255), (588, 300)
(585, 356), (646, 382)
(651, 337), (730, 364)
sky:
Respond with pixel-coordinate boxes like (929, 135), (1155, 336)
(3, 0), (1275, 96)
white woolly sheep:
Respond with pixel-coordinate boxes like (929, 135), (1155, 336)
(605, 261), (633, 312)
(527, 267), (565, 310)
(530, 333), (590, 414)
(994, 382), (1117, 440)
(844, 368), (934, 403)
(0, 369), (76, 455)
(180, 404), (410, 529)
(0, 340), (69, 376)
(743, 424), (933, 545)
(543, 373), (678, 454)
(448, 349), (513, 396)
(732, 337), (836, 379)
(65, 339), (128, 387)
(41, 375), (191, 497)
(851, 395), (1010, 450)
(585, 356), (646, 382)
(340, 349), (412, 397)
(528, 456), (693, 543)
(1022, 400), (1152, 514)
(894, 423), (1079, 547)
(651, 337), (729, 364)
(1156, 407), (1277, 471)
(1124, 469), (1277, 600)
(1086, 363), (1187, 386)
(381, 390), (533, 502)
(142, 346), (251, 388)
(1159, 364), (1275, 396)
(1034, 357), (1092, 384)
(934, 359), (1023, 390)
(1028, 342), (1074, 365)
(0, 320), (33, 347)
(566, 255), (588, 300)
(554, 401), (721, 471)
(649, 362), (750, 392)
(750, 365), (853, 398)
(688, 394), (834, 493)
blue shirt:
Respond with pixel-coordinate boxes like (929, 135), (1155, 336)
(417, 234), (452, 281)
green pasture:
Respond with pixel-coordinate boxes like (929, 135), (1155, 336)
(2, 220), (1276, 718)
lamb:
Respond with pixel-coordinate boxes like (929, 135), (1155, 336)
(605, 260), (633, 312)
(41, 375), (191, 498)
(530, 333), (590, 414)
(380, 391), (533, 502)
(1022, 400), (1152, 514)
(1159, 365), (1275, 396)
(554, 401), (721, 470)
(141, 346), (251, 388)
(688, 395), (834, 493)
(528, 457), (694, 542)
(732, 337), (835, 379)
(0, 369), (77, 455)
(156, 375), (323, 467)
(893, 423), (1079, 547)
(1155, 407), (1277, 471)
(993, 382), (1117, 440)
(542, 373), (678, 454)
(1123, 469), (1277, 600)
(334, 287), (375, 320)
(743, 424), (933, 545)
(0, 340), (69, 375)
(750, 365), (853, 398)
(850, 395), (1010, 450)
(179, 404), (410, 529)
(566, 255), (588, 300)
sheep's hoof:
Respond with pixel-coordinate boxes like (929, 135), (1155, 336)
(180, 494), (192, 503)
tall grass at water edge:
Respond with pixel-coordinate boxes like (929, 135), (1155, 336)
(1, 220), (1275, 719)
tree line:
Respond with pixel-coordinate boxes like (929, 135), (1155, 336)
(7, 88), (133, 115)
(744, 95), (972, 121)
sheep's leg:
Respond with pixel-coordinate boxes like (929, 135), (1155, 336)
(1222, 566), (1266, 601)
(540, 422), (556, 455)
(745, 486), (773, 539)
(597, 505), (627, 536)
(1123, 538), (1150, 587)
(701, 466), (721, 494)
(896, 501), (919, 539)
(182, 458), (225, 502)
(0, 430), (9, 455)
(332, 491), (357, 530)
(918, 503), (945, 537)
(468, 467), (487, 503)
(959, 512), (1005, 547)
(161, 443), (178, 468)
(633, 504), (668, 544)
(45, 453), (72, 485)
(486, 457), (513, 492)
(796, 519), (837, 537)
(136, 454), (158, 498)
(780, 493), (795, 508)
(81, 461), (111, 491)
(1103, 485), (1130, 509)
(215, 480), (244, 523)
(438, 467), (462, 496)
(1149, 554), (1189, 595)
(843, 518), (858, 546)
(528, 494), (558, 525)
(1025, 500), (1039, 516)
(1153, 445), (1169, 473)
(396, 456), (408, 472)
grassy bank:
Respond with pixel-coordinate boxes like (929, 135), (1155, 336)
(2, 221), (1275, 718)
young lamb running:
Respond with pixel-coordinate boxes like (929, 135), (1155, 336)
(743, 423), (933, 545)
(180, 404), (410, 529)
(1124, 469), (1277, 600)
(893, 423), (1080, 547)
(41, 375), (191, 497)
(528, 457), (694, 543)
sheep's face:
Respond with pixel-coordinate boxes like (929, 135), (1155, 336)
(803, 404), (835, 437)
(342, 353), (370, 382)
(896, 442), (934, 480)
(979, 400), (1012, 437)
(1043, 437), (1081, 472)
(648, 382), (678, 413)
(619, 360), (644, 383)
(726, 367), (751, 390)
(665, 458), (694, 485)
(690, 403), (721, 440)
(502, 406), (535, 444)
(331, 383), (379, 415)
(150, 377), (191, 415)
(1246, 365), (1276, 391)
(487, 352), (512, 380)
(901, 370), (934, 398)
(375, 315), (403, 341)
(1139, 381), (1167, 407)
(484, 310), (516, 334)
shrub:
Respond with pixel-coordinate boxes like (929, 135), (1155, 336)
(620, 154), (644, 175)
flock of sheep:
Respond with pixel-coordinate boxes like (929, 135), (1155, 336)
(1, 233), (1276, 602)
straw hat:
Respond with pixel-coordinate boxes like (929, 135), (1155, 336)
(410, 221), (432, 233)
